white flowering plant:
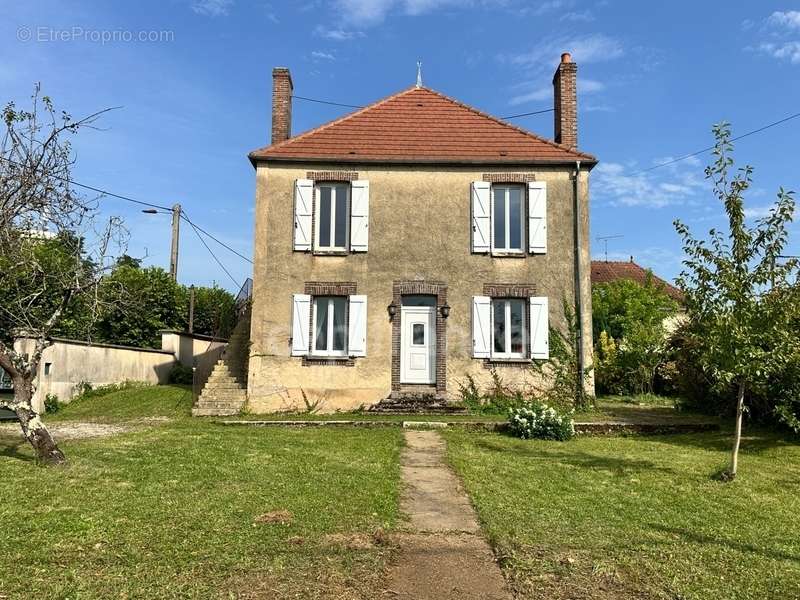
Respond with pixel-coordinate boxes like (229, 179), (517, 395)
(507, 401), (575, 441)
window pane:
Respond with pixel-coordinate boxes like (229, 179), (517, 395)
(332, 297), (346, 351)
(510, 299), (524, 354)
(509, 187), (522, 250)
(493, 187), (506, 249)
(493, 301), (506, 353)
(334, 185), (348, 248)
(315, 298), (328, 351)
(318, 187), (332, 247)
(413, 323), (425, 345)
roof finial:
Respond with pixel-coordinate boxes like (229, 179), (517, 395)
(416, 61), (423, 88)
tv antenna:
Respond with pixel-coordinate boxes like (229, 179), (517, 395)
(596, 234), (624, 262)
(416, 61), (423, 88)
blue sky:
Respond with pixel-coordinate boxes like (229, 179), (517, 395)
(3, 1), (800, 291)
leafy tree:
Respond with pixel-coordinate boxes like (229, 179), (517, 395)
(94, 265), (185, 348)
(190, 284), (236, 339)
(0, 87), (123, 464)
(592, 279), (678, 394)
(675, 122), (798, 480)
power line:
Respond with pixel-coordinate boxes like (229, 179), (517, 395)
(631, 110), (800, 175)
(501, 108), (554, 119)
(180, 212), (253, 264)
(292, 95), (365, 109)
(0, 156), (172, 212)
(185, 218), (241, 289)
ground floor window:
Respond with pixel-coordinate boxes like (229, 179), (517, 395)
(492, 298), (526, 358)
(313, 296), (347, 356)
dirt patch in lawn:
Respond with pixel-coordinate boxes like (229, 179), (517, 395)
(0, 421), (132, 440)
(497, 544), (660, 600)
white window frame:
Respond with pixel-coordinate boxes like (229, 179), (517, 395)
(491, 298), (527, 359)
(311, 296), (348, 357)
(314, 182), (350, 252)
(491, 184), (525, 254)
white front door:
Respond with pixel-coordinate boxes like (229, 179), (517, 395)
(400, 306), (436, 384)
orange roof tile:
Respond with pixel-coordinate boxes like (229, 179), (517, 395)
(249, 86), (596, 165)
(591, 260), (684, 303)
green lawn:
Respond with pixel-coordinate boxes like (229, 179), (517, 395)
(0, 386), (403, 599)
(444, 429), (800, 600)
(48, 383), (194, 422)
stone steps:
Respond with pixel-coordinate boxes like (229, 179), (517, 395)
(369, 395), (468, 415)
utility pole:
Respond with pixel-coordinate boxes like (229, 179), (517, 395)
(170, 203), (181, 281)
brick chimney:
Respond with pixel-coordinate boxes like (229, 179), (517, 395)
(271, 67), (293, 144)
(552, 52), (577, 150)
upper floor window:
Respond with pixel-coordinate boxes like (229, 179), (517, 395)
(316, 183), (349, 251)
(492, 185), (524, 253)
(293, 179), (370, 253)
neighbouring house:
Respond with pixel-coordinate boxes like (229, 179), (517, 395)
(197, 52), (597, 415)
(590, 258), (683, 303)
(591, 257), (686, 333)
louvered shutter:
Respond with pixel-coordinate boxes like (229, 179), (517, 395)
(291, 294), (311, 356)
(530, 296), (549, 359)
(293, 179), (313, 251)
(350, 180), (369, 252)
(471, 181), (491, 253)
(472, 296), (491, 358)
(528, 181), (547, 254)
(347, 295), (367, 357)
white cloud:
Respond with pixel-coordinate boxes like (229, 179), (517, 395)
(506, 33), (623, 68)
(191, 0), (233, 16)
(592, 158), (705, 209)
(509, 78), (605, 106)
(768, 10), (800, 30)
(561, 10), (593, 22)
(311, 50), (336, 60)
(314, 25), (364, 40)
(758, 41), (800, 64)
(744, 205), (775, 219)
(330, 0), (506, 26)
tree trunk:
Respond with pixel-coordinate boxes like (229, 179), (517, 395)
(728, 381), (746, 480)
(12, 376), (66, 465)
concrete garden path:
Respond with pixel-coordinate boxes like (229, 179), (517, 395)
(382, 430), (511, 599)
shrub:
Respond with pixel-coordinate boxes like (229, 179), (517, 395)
(169, 364), (193, 385)
(508, 401), (575, 441)
(458, 370), (526, 415)
(44, 393), (60, 414)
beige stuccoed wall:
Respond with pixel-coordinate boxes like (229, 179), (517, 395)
(248, 162), (594, 413)
(14, 337), (177, 412)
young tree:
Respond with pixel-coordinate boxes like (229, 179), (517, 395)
(675, 122), (798, 480)
(0, 86), (123, 464)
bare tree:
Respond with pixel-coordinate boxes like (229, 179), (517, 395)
(0, 85), (125, 464)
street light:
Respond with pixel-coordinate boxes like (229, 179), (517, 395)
(141, 204), (181, 280)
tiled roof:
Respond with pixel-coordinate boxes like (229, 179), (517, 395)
(591, 260), (684, 302)
(249, 86), (596, 165)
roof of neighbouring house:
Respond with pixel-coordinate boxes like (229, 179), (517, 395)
(249, 86), (597, 165)
(591, 260), (684, 302)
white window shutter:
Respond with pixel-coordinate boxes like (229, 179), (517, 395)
(472, 296), (491, 358)
(291, 294), (311, 356)
(350, 180), (369, 252)
(530, 296), (549, 359)
(293, 179), (313, 251)
(347, 295), (367, 357)
(528, 181), (547, 254)
(471, 181), (491, 253)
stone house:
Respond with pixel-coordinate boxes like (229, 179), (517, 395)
(242, 53), (597, 413)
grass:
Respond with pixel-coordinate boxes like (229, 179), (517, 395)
(444, 428), (800, 600)
(0, 386), (403, 599)
(48, 383), (193, 422)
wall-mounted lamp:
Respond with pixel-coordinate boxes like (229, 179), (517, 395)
(440, 303), (451, 319)
(387, 303), (397, 319)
